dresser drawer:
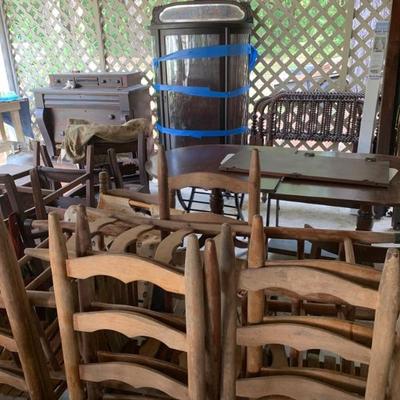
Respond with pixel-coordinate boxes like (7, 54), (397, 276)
(50, 108), (128, 144)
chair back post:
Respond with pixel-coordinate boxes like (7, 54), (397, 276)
(185, 235), (206, 399)
(218, 224), (238, 399)
(99, 170), (109, 195)
(32, 140), (54, 168)
(75, 204), (92, 257)
(204, 239), (221, 399)
(107, 147), (124, 189)
(75, 205), (100, 399)
(389, 320), (400, 397)
(85, 144), (95, 207)
(157, 145), (170, 220)
(365, 248), (400, 400)
(32, 140), (41, 167)
(247, 215), (266, 375)
(0, 174), (25, 218)
(247, 149), (261, 222)
(137, 125), (150, 192)
(0, 219), (55, 399)
(49, 212), (85, 399)
(30, 167), (47, 220)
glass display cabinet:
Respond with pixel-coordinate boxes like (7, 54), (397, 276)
(151, 1), (254, 150)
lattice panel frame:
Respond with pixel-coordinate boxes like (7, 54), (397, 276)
(347, 0), (392, 92)
(249, 0), (350, 113)
(98, 0), (172, 124)
(1, 0), (393, 146)
(3, 0), (103, 98)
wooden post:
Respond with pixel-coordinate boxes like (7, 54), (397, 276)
(30, 167), (47, 220)
(49, 212), (85, 400)
(32, 140), (41, 167)
(247, 215), (265, 375)
(218, 224), (237, 400)
(0, 218), (55, 399)
(75, 205), (101, 400)
(377, 0), (400, 155)
(157, 145), (170, 220)
(366, 248), (400, 399)
(185, 234), (206, 399)
(85, 144), (95, 207)
(204, 239), (221, 399)
(99, 170), (109, 195)
(248, 149), (260, 222)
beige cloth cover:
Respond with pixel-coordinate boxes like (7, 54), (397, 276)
(63, 118), (151, 163)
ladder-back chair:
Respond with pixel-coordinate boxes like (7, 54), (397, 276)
(48, 210), (208, 399)
(30, 144), (95, 220)
(0, 218), (59, 399)
(219, 219), (399, 400)
(168, 148), (261, 224)
(103, 145), (260, 223)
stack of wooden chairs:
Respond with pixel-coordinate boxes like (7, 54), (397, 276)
(0, 202), (399, 398)
(0, 141), (399, 399)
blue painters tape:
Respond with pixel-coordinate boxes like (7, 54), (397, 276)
(153, 44), (259, 71)
(153, 83), (250, 98)
(156, 123), (247, 138)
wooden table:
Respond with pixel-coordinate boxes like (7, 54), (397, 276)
(0, 163), (31, 180)
(0, 101), (25, 145)
(148, 144), (400, 230)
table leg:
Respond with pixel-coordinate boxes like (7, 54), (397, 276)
(10, 111), (25, 143)
(0, 114), (7, 142)
(210, 189), (224, 214)
(356, 205), (374, 231)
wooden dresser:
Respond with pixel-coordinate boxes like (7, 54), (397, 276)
(34, 72), (151, 156)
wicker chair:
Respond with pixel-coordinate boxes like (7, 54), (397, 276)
(250, 91), (364, 151)
(250, 91), (365, 226)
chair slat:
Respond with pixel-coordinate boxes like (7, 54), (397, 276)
(109, 225), (154, 253)
(169, 172), (248, 194)
(79, 362), (188, 400)
(239, 266), (378, 309)
(237, 323), (370, 365)
(90, 301), (186, 331)
(66, 254), (185, 294)
(0, 331), (18, 352)
(263, 259), (381, 286)
(260, 367), (366, 395)
(262, 316), (372, 346)
(236, 375), (362, 400)
(73, 311), (187, 352)
(154, 228), (193, 264)
(97, 351), (187, 383)
(0, 369), (28, 392)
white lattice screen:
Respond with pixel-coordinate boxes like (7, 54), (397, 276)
(1, 0), (392, 141)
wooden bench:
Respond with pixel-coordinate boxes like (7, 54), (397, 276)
(250, 91), (364, 152)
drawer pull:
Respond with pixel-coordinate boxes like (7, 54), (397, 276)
(109, 114), (116, 120)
